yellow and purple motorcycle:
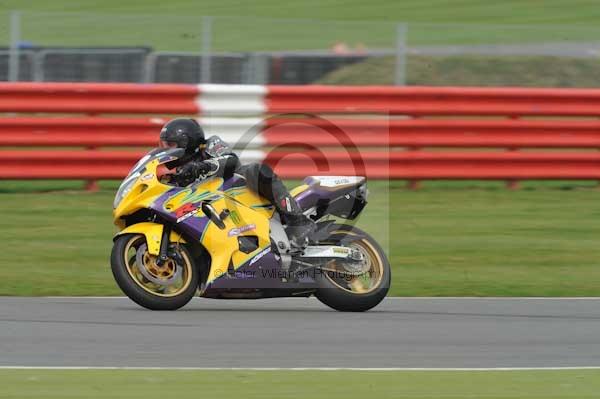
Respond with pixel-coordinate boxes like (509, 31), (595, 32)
(111, 148), (390, 311)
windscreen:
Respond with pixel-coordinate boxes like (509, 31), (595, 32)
(113, 148), (185, 209)
(125, 147), (185, 179)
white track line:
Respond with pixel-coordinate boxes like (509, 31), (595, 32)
(1, 367), (600, 371)
(5, 297), (596, 372)
(37, 296), (600, 300)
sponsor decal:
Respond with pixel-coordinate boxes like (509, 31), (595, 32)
(162, 188), (223, 212)
(140, 172), (155, 182)
(314, 176), (362, 188)
(230, 210), (241, 224)
(232, 270), (256, 279)
(228, 224), (256, 237)
(333, 247), (350, 254)
(249, 247), (271, 266)
(162, 188), (223, 215)
(175, 203), (202, 223)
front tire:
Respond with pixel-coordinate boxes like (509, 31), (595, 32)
(111, 234), (199, 310)
(315, 225), (391, 312)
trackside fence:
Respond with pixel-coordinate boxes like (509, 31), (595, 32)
(1, 82), (600, 190)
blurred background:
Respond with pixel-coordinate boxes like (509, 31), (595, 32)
(3, 8), (600, 86)
(1, 3), (600, 397)
(0, 1), (599, 299)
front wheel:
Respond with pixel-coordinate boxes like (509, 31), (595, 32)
(315, 225), (391, 312)
(111, 234), (199, 310)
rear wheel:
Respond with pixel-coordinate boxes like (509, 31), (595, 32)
(315, 225), (390, 312)
(111, 234), (199, 310)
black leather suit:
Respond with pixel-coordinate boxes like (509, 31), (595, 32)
(172, 136), (303, 222)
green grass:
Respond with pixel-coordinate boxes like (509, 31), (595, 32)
(1, 1), (600, 51)
(1, 180), (599, 297)
(1, 369), (599, 399)
(318, 55), (600, 87)
(2, 0), (600, 24)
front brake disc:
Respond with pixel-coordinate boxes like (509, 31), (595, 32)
(135, 243), (182, 286)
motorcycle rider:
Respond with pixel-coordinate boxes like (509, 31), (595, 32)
(158, 118), (315, 249)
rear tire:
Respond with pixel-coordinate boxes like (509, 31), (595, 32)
(111, 234), (199, 310)
(315, 225), (391, 312)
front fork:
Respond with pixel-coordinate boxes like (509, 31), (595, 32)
(156, 224), (172, 266)
(113, 222), (186, 257)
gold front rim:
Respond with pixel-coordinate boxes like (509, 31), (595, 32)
(123, 235), (193, 297)
(324, 231), (385, 295)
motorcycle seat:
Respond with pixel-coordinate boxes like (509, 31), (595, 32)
(291, 176), (366, 213)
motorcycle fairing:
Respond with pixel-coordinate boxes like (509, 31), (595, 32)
(149, 175), (276, 285)
(293, 176), (367, 220)
(118, 222), (187, 255)
(114, 148), (368, 293)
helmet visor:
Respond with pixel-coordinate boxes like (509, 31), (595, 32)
(159, 139), (179, 149)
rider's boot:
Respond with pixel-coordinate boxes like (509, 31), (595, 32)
(284, 213), (317, 250)
(276, 194), (316, 250)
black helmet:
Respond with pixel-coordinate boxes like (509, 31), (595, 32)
(159, 118), (205, 154)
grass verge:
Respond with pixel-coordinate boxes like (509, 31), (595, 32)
(318, 55), (600, 87)
(1, 369), (599, 399)
(0, 180), (599, 297)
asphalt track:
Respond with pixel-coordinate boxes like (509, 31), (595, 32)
(1, 297), (599, 368)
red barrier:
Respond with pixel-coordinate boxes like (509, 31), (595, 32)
(4, 83), (600, 117)
(2, 150), (598, 181)
(1, 83), (600, 189)
(0, 151), (139, 179)
(267, 85), (600, 116)
(0, 117), (165, 147)
(3, 117), (600, 149)
(0, 83), (199, 114)
(263, 118), (600, 148)
(265, 151), (600, 179)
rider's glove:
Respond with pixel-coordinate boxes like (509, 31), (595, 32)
(176, 161), (211, 182)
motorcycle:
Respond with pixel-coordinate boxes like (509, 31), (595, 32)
(111, 148), (390, 311)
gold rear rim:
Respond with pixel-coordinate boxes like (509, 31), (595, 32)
(324, 230), (385, 295)
(123, 235), (193, 297)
